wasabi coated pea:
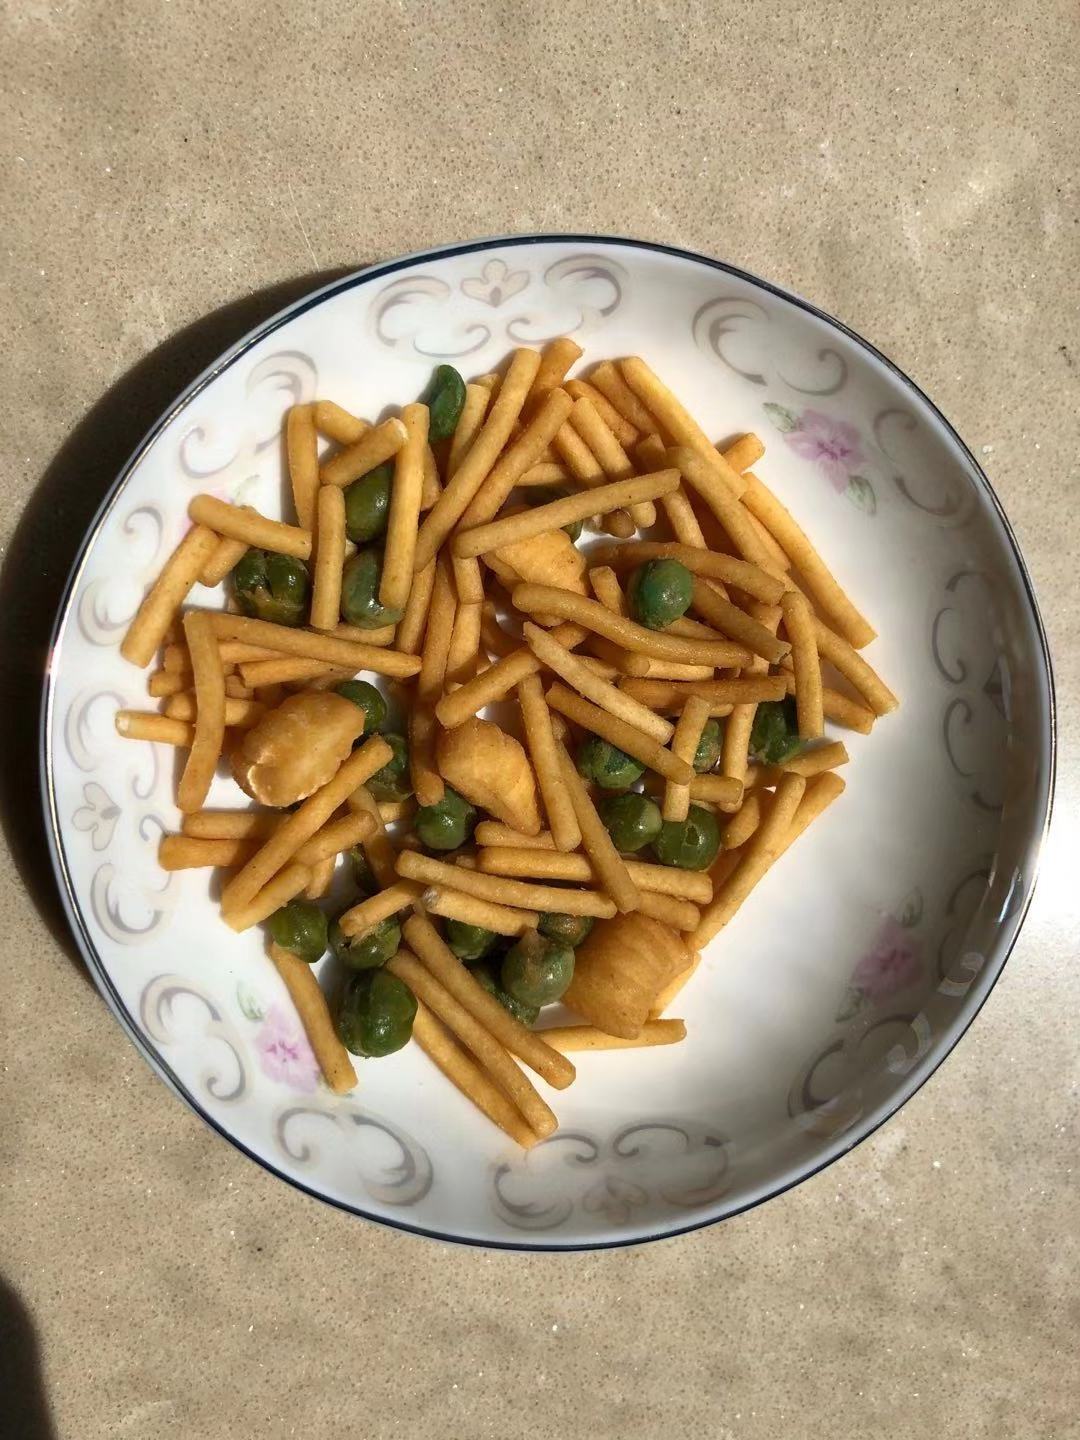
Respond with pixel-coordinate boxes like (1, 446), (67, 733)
(267, 900), (327, 964)
(627, 558), (693, 630)
(232, 548), (310, 627)
(343, 463), (393, 543)
(576, 736), (644, 791)
(340, 548), (403, 630)
(336, 969), (416, 1057)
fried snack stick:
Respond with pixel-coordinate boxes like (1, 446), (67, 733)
(396, 558), (437, 655)
(523, 622), (673, 744)
(721, 601), (782, 786)
(513, 585), (748, 667)
(452, 470), (680, 559)
(589, 541), (786, 605)
(568, 395), (655, 528)
(685, 774), (745, 811)
(404, 915), (574, 1089)
(221, 736), (392, 914)
(663, 447), (771, 567)
(286, 403), (320, 530)
(176, 611), (226, 812)
(162, 694), (264, 728)
(411, 552), (456, 806)
(411, 1003), (540, 1148)
(120, 524), (220, 667)
(620, 356), (748, 498)
(313, 400), (367, 444)
(618, 676), (787, 710)
(188, 495), (312, 561)
(525, 337), (583, 413)
(476, 846), (713, 903)
(181, 810), (280, 839)
(690, 773), (807, 948)
(115, 712), (195, 746)
(345, 785), (399, 887)
(808, 615), (897, 716)
(516, 673), (582, 852)
(473, 822), (557, 850)
(380, 402), (429, 611)
(434, 622), (588, 729)
(320, 417), (408, 488)
(208, 614), (420, 679)
(414, 348), (542, 569)
(588, 360), (659, 434)
(554, 742), (641, 914)
(690, 579), (791, 664)
(447, 382), (492, 477)
(396, 850), (617, 919)
(457, 387), (574, 528)
(224, 862), (313, 932)
(780, 673), (875, 734)
(387, 950), (558, 1138)
(564, 379), (639, 448)
(269, 942), (356, 1094)
(544, 683), (693, 784)
(310, 484), (346, 630)
(740, 471), (876, 647)
(781, 588), (824, 739)
(338, 881), (423, 937)
(636, 892), (701, 932)
(198, 531), (251, 589)
(662, 694), (712, 823)
(538, 1020), (686, 1052)
(421, 886), (539, 937)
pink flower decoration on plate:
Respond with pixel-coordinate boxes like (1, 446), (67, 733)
(785, 409), (864, 492)
(255, 1004), (320, 1092)
(852, 918), (923, 1002)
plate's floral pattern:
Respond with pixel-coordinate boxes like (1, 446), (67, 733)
(367, 251), (629, 357)
(44, 239), (1052, 1246)
(764, 402), (877, 514)
(492, 1122), (734, 1232)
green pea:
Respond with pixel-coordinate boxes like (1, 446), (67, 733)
(366, 732), (412, 800)
(340, 548), (403, 629)
(349, 846), (378, 899)
(627, 559), (693, 630)
(749, 697), (804, 766)
(445, 919), (498, 962)
(414, 787), (476, 852)
(654, 804), (720, 871)
(343, 463), (393, 543)
(598, 791), (662, 853)
(694, 718), (724, 773)
(329, 915), (400, 971)
(334, 679), (387, 734)
(267, 899), (327, 964)
(529, 485), (583, 542)
(424, 365), (467, 442)
(537, 912), (594, 947)
(501, 931), (575, 1008)
(576, 736), (645, 791)
(471, 963), (540, 1026)
(336, 969), (416, 1057)
(232, 548), (310, 627)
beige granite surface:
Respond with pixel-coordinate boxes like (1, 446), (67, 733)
(2, 3), (1078, 1437)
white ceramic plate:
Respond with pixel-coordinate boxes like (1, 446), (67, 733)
(42, 236), (1054, 1249)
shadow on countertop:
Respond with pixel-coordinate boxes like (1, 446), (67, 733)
(0, 1276), (57, 1440)
(0, 266), (354, 981)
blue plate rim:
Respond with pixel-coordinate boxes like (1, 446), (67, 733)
(39, 232), (1057, 1251)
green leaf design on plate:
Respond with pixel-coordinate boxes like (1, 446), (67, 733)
(897, 887), (924, 929)
(834, 985), (865, 1023)
(236, 982), (264, 1023)
(763, 401), (800, 433)
(846, 474), (877, 514)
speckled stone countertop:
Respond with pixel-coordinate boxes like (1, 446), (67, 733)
(2, 4), (1077, 1437)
